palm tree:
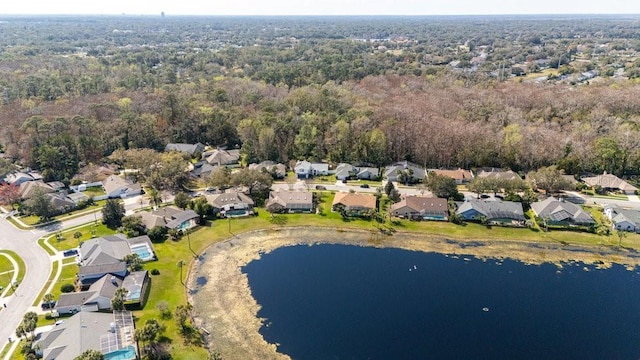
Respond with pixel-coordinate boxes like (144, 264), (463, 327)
(42, 293), (55, 313)
(177, 260), (185, 286)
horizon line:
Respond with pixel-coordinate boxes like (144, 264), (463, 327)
(1, 13), (640, 17)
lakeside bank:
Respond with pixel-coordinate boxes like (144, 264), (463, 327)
(187, 226), (640, 359)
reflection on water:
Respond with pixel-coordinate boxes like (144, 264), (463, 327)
(243, 244), (640, 360)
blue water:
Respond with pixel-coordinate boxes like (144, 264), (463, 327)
(131, 246), (151, 260)
(243, 244), (640, 359)
(104, 346), (136, 360)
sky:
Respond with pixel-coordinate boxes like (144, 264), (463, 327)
(1, 0), (640, 16)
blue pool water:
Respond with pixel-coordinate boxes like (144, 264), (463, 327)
(130, 245), (152, 260)
(104, 346), (136, 360)
(243, 244), (640, 359)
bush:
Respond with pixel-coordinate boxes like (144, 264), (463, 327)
(151, 269), (160, 275)
(60, 283), (75, 293)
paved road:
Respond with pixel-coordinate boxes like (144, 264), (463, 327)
(0, 218), (49, 348)
(0, 194), (151, 352)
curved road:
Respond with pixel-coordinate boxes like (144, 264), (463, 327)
(0, 218), (49, 349)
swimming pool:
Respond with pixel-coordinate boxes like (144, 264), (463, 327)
(129, 244), (154, 261)
(104, 346), (137, 360)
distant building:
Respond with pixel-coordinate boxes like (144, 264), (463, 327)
(165, 142), (205, 156)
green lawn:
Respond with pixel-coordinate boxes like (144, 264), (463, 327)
(0, 251), (25, 296)
(0, 255), (13, 274)
(33, 260), (60, 306)
(50, 263), (79, 300)
(28, 191), (640, 359)
(16, 200), (106, 227)
(48, 223), (116, 251)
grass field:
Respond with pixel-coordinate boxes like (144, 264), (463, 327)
(48, 223), (116, 251)
(130, 190), (640, 359)
(0, 251), (25, 297)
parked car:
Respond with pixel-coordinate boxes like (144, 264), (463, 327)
(315, 185), (327, 190)
(360, 184), (370, 188)
(63, 249), (78, 257)
(41, 301), (56, 310)
(480, 194), (490, 199)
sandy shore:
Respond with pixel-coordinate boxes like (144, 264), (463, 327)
(187, 227), (640, 359)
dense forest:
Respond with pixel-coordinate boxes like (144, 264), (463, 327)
(2, 15), (640, 182)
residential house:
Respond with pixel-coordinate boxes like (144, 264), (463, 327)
(56, 274), (123, 314)
(295, 160), (330, 179)
(102, 175), (142, 199)
(4, 171), (41, 186)
(531, 197), (595, 227)
(604, 205), (640, 233)
(332, 192), (377, 215)
(19, 180), (54, 199)
(46, 181), (66, 192)
(77, 234), (155, 288)
(582, 173), (638, 195)
(139, 207), (199, 231)
(190, 161), (219, 178)
(35, 311), (137, 360)
(390, 196), (449, 221)
(476, 168), (520, 181)
(356, 167), (380, 180)
(67, 192), (89, 205)
(206, 191), (255, 217)
(205, 149), (241, 166)
(456, 200), (526, 226)
(165, 142), (205, 156)
(249, 161), (287, 179)
(335, 163), (357, 181)
(56, 271), (150, 315)
(384, 161), (426, 183)
(430, 168), (474, 184)
(47, 193), (77, 213)
(265, 190), (314, 213)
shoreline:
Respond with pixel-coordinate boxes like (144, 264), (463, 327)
(187, 226), (640, 359)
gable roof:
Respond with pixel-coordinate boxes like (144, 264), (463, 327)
(47, 193), (76, 211)
(166, 209), (199, 229)
(384, 162), (426, 180)
(431, 168), (474, 181)
(79, 234), (131, 268)
(20, 180), (54, 199)
(582, 173), (638, 193)
(457, 200), (525, 221)
(206, 191), (254, 208)
(36, 311), (134, 360)
(531, 197), (595, 225)
(390, 196), (448, 215)
(266, 190), (313, 210)
(165, 142), (205, 155)
(248, 161), (287, 178)
(205, 149), (240, 165)
(610, 207), (640, 228)
(102, 175), (140, 196)
(477, 169), (520, 181)
(332, 192), (377, 210)
(191, 161), (219, 178)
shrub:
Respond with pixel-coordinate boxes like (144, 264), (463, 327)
(151, 269), (160, 275)
(60, 283), (75, 293)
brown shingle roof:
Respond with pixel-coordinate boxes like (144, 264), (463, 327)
(332, 192), (376, 210)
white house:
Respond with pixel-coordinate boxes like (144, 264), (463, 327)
(295, 161), (329, 179)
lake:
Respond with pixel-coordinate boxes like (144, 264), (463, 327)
(243, 244), (640, 359)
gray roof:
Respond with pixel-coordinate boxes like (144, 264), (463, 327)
(79, 235), (131, 267)
(166, 209), (199, 229)
(102, 175), (141, 196)
(384, 161), (426, 181)
(47, 193), (76, 211)
(122, 271), (148, 302)
(206, 191), (254, 208)
(56, 291), (97, 308)
(248, 161), (287, 178)
(531, 197), (595, 225)
(57, 275), (122, 309)
(266, 191), (313, 210)
(165, 142), (205, 155)
(191, 161), (219, 178)
(36, 312), (118, 360)
(582, 173), (638, 192)
(477, 169), (520, 181)
(457, 200), (525, 221)
(205, 149), (240, 165)
(611, 208), (640, 228)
